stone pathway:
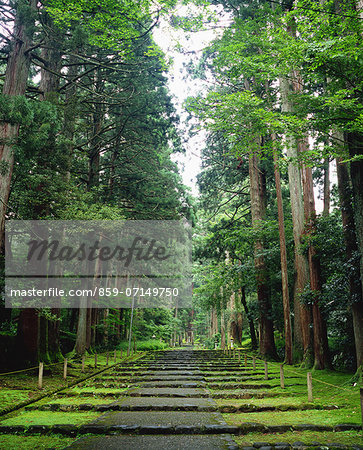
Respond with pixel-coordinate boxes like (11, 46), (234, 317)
(0, 349), (361, 448)
(68, 349), (239, 449)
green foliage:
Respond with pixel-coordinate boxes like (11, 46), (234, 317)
(0, 0), (195, 369)
(0, 95), (34, 126)
(46, 0), (177, 54)
(299, 211), (357, 370)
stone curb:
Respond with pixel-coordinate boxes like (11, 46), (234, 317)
(208, 383), (273, 389)
(218, 404), (338, 413)
(0, 422), (359, 436)
(240, 446), (363, 450)
(128, 392), (210, 398)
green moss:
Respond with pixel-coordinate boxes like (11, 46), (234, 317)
(216, 397), (322, 407)
(67, 387), (128, 395)
(34, 396), (119, 406)
(234, 430), (363, 446)
(0, 410), (101, 426)
(0, 390), (32, 412)
(0, 434), (74, 449)
(224, 407), (361, 426)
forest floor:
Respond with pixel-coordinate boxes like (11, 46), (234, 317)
(0, 349), (361, 449)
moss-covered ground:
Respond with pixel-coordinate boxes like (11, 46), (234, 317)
(235, 430), (363, 446)
(0, 410), (101, 426)
(0, 351), (142, 415)
(0, 349), (145, 450)
(0, 434), (74, 449)
(220, 358), (362, 446)
(32, 396), (121, 406)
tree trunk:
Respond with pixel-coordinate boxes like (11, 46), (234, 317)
(75, 299), (88, 356)
(212, 306), (218, 336)
(39, 22), (63, 362)
(280, 73), (313, 366)
(346, 132), (363, 297)
(220, 308), (226, 350)
(38, 315), (51, 364)
(86, 308), (92, 349)
(75, 255), (94, 355)
(15, 309), (39, 366)
(341, 132), (363, 370)
(0, 0), (37, 252)
(174, 300), (178, 346)
(63, 56), (78, 180)
(15, 223), (47, 365)
(227, 289), (237, 345)
(240, 287), (257, 350)
(323, 157), (330, 216)
(88, 68), (104, 190)
(300, 140), (331, 369)
(91, 308), (98, 347)
(272, 137), (293, 364)
(248, 148), (277, 359)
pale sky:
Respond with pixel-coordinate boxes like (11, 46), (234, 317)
(153, 7), (223, 196)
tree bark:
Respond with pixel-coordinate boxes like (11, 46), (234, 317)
(300, 140), (331, 369)
(173, 302), (178, 346)
(75, 298), (88, 356)
(344, 132), (363, 369)
(323, 158), (330, 216)
(39, 21), (63, 362)
(240, 286), (258, 350)
(15, 309), (39, 366)
(220, 306), (226, 349)
(88, 68), (104, 190)
(280, 73), (313, 366)
(75, 246), (95, 355)
(249, 148), (277, 359)
(336, 154), (363, 369)
(0, 0), (38, 252)
(272, 136), (293, 364)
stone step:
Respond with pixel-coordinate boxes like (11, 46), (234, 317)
(90, 410), (227, 428)
(202, 371), (264, 375)
(67, 434), (239, 449)
(0, 422), (360, 436)
(126, 387), (210, 398)
(205, 377), (262, 382)
(97, 375), (206, 382)
(207, 383), (273, 389)
(25, 398), (218, 412)
(115, 396), (217, 411)
(139, 381), (206, 388)
(55, 391), (125, 398)
(137, 375), (205, 381)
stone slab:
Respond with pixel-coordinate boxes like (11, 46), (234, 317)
(139, 380), (206, 388)
(148, 370), (202, 376)
(92, 411), (226, 427)
(140, 375), (205, 380)
(126, 387), (209, 397)
(115, 396), (217, 409)
(67, 434), (239, 449)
